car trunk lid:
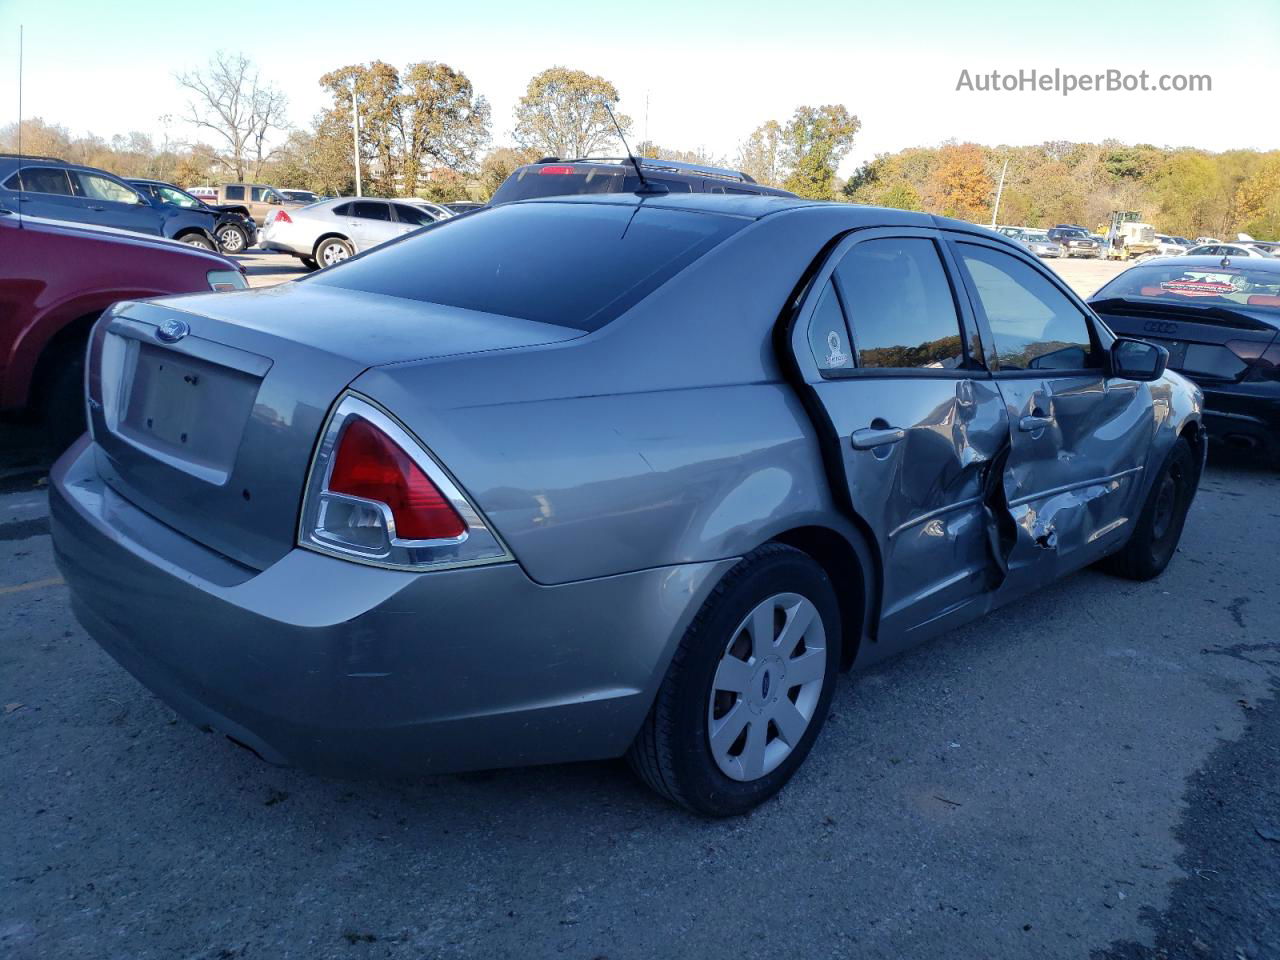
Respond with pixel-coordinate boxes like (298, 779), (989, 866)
(1092, 298), (1280, 383)
(87, 284), (582, 570)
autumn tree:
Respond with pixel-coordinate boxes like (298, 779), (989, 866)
(921, 142), (993, 221)
(316, 60), (489, 197)
(512, 68), (630, 159)
(1233, 156), (1280, 239)
(735, 121), (784, 186)
(779, 105), (859, 200)
(176, 52), (289, 180)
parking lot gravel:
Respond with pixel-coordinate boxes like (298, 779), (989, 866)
(1, 252), (1276, 960)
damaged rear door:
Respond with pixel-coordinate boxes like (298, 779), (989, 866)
(948, 236), (1154, 589)
(788, 228), (1011, 648)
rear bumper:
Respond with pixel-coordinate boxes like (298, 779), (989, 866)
(259, 238), (307, 257)
(1200, 381), (1280, 458)
(50, 438), (733, 776)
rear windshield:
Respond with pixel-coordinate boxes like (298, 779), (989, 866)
(491, 165), (696, 204)
(1095, 263), (1280, 312)
(310, 201), (746, 331)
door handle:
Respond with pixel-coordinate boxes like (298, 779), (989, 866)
(851, 426), (906, 449)
(88, 205), (105, 211)
(1018, 415), (1054, 432)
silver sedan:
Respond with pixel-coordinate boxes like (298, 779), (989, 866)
(52, 195), (1205, 815)
(258, 197), (443, 269)
(1020, 231), (1064, 258)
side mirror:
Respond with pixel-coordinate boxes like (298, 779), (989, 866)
(267, 195), (281, 205)
(1110, 337), (1168, 382)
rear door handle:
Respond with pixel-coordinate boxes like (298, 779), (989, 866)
(1019, 415), (1054, 432)
(851, 426), (906, 449)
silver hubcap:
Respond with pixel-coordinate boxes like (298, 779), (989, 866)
(219, 229), (243, 251)
(321, 242), (349, 266)
(707, 592), (827, 782)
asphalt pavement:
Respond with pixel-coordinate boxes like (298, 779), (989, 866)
(1, 253), (1276, 960)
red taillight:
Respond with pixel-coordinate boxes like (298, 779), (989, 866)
(538, 165), (576, 175)
(1227, 339), (1280, 375)
(273, 209), (292, 224)
(328, 418), (465, 540)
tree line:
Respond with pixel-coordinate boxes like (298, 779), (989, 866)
(2, 50), (1276, 239)
(847, 140), (1280, 240)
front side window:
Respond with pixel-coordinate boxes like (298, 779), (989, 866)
(154, 185), (201, 208)
(833, 237), (966, 370)
(250, 187), (264, 201)
(6, 166), (73, 195)
(958, 243), (1095, 371)
(74, 172), (143, 204)
(392, 204), (435, 226)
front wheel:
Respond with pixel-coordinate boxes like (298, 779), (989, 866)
(627, 544), (841, 816)
(179, 233), (215, 251)
(1102, 441), (1196, 580)
(216, 223), (248, 253)
(316, 237), (353, 268)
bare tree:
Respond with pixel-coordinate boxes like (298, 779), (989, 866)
(176, 52), (289, 180)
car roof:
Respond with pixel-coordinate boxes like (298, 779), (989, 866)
(509, 194), (1032, 249)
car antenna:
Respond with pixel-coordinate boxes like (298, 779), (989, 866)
(11, 25), (22, 228)
(604, 102), (666, 197)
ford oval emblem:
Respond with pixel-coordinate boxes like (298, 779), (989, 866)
(156, 318), (190, 343)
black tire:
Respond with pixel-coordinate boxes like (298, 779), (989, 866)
(43, 352), (87, 454)
(315, 237), (353, 268)
(216, 223), (248, 253)
(178, 233), (216, 251)
(627, 544), (842, 817)
(300, 256), (318, 271)
(1102, 441), (1196, 580)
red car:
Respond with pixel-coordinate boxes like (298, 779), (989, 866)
(0, 211), (246, 447)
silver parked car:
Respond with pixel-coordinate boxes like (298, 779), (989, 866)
(51, 195), (1205, 816)
(258, 197), (443, 269)
(1020, 230), (1064, 258)
(1185, 243), (1273, 259)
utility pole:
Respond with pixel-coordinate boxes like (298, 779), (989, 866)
(990, 156), (1009, 228)
(351, 77), (362, 198)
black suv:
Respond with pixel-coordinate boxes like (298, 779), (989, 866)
(127, 179), (257, 254)
(490, 157), (796, 205)
(1047, 224), (1101, 259)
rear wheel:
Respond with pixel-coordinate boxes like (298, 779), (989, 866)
(216, 223), (248, 253)
(1102, 441), (1196, 580)
(316, 237), (353, 268)
(178, 233), (215, 251)
(627, 544), (841, 816)
(42, 351), (87, 453)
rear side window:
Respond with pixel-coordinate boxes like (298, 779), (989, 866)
(834, 237), (966, 370)
(958, 243), (1095, 370)
(225, 185), (245, 201)
(74, 172), (143, 204)
(311, 202), (745, 332)
(6, 166), (73, 195)
(349, 201), (391, 221)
